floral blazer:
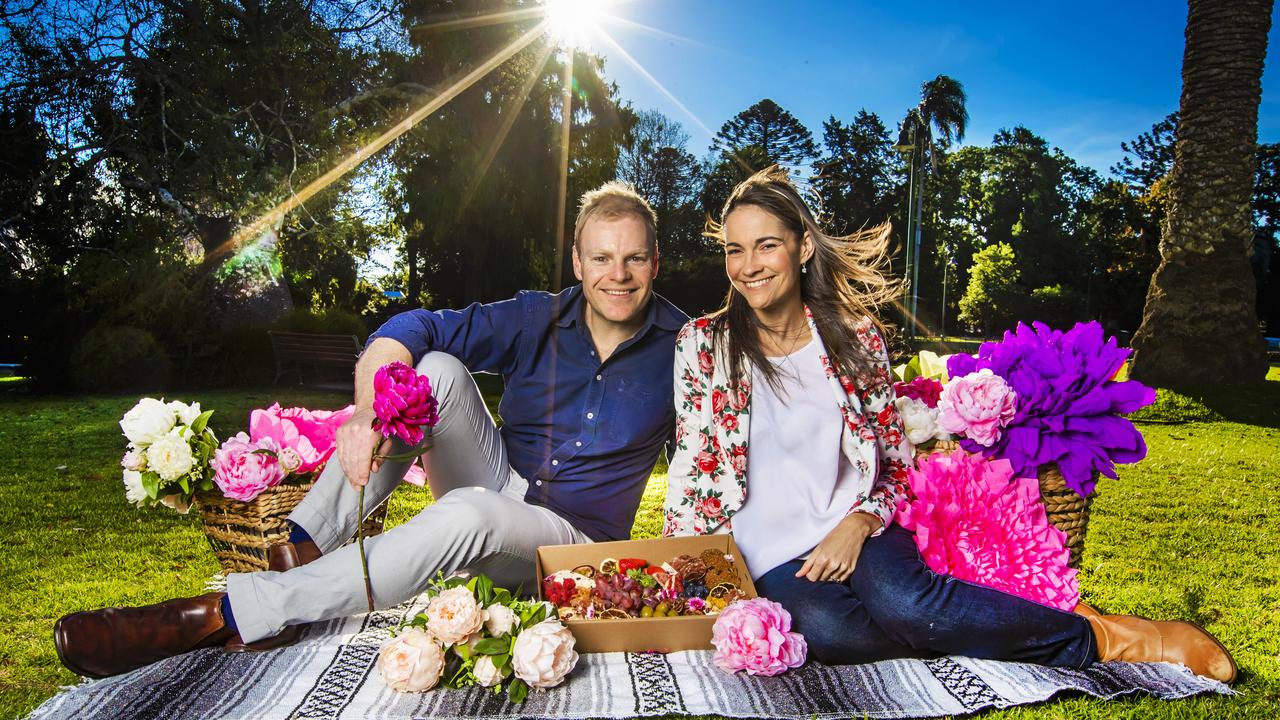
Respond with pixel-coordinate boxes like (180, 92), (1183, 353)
(661, 308), (914, 538)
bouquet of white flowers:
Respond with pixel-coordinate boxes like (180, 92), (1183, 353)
(118, 397), (218, 513)
(378, 574), (578, 703)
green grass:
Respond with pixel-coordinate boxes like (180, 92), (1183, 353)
(2, 372), (1279, 719)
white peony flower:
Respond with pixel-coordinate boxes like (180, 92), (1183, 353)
(472, 655), (504, 688)
(168, 400), (202, 427)
(484, 603), (518, 637)
(121, 446), (146, 471)
(894, 396), (945, 446)
(146, 430), (194, 481)
(378, 627), (445, 693)
(122, 470), (147, 505)
(120, 398), (176, 446)
(511, 620), (578, 689)
(425, 586), (485, 646)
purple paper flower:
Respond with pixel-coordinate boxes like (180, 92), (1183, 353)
(946, 321), (1156, 496)
(372, 362), (441, 445)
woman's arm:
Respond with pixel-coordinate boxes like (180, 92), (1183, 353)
(847, 320), (914, 532)
(662, 322), (705, 537)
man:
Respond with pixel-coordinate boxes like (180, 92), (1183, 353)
(54, 182), (688, 678)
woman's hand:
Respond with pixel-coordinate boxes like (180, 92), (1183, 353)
(795, 512), (883, 583)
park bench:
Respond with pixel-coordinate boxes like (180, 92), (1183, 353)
(268, 331), (360, 392)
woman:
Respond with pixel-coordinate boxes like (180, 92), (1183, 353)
(663, 166), (1235, 682)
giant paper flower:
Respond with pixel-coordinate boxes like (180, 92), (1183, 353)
(896, 449), (1078, 611)
(946, 321), (1156, 496)
(372, 362), (440, 446)
(250, 403), (355, 474)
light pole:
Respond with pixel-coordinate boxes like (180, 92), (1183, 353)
(895, 123), (919, 339)
(552, 48), (574, 292)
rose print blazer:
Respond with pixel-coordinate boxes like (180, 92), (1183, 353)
(661, 307), (914, 538)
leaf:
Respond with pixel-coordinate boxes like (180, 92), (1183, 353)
(179, 477), (191, 494)
(473, 637), (508, 655)
(493, 588), (512, 605)
(454, 642), (472, 660)
(190, 410), (214, 435)
(492, 652), (510, 671)
(507, 678), (529, 704)
(523, 604), (547, 628)
(477, 575), (494, 605)
(141, 471), (160, 499)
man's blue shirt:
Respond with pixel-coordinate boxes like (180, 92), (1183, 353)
(367, 285), (687, 541)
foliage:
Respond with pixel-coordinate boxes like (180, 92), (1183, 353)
(617, 110), (708, 263)
(958, 242), (1020, 335)
(70, 325), (173, 393)
(814, 110), (900, 233)
(710, 98), (818, 168)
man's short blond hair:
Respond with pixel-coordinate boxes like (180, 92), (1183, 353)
(574, 180), (658, 252)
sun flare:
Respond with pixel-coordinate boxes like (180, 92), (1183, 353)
(545, 0), (605, 48)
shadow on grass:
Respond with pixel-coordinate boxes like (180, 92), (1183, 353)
(1129, 365), (1280, 429)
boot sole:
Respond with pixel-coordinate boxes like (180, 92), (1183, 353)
(1134, 613), (1238, 684)
(224, 624), (304, 654)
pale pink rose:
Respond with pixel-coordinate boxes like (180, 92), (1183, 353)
(484, 603), (518, 636)
(211, 432), (286, 502)
(121, 447), (146, 471)
(276, 446), (303, 474)
(511, 621), (578, 689)
(425, 586), (484, 645)
(711, 598), (807, 676)
(378, 627), (445, 692)
(472, 655), (504, 688)
(937, 369), (1018, 447)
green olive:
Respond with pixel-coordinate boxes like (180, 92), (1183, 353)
(640, 605), (654, 618)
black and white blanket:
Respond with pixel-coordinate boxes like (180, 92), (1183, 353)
(30, 596), (1232, 720)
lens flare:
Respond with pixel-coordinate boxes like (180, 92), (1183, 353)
(545, 0), (604, 49)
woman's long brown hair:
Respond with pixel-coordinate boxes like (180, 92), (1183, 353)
(706, 165), (899, 391)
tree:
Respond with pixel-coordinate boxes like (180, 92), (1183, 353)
(1130, 0), (1273, 386)
(958, 242), (1020, 335)
(710, 99), (817, 168)
(617, 110), (706, 262)
(699, 144), (771, 219)
(814, 109), (897, 233)
(1111, 112), (1179, 191)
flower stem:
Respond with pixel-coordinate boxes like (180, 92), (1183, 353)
(357, 484), (375, 612)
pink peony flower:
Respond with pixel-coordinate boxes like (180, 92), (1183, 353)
(372, 362), (440, 446)
(893, 376), (944, 408)
(895, 449), (1078, 611)
(424, 586), (484, 645)
(249, 403), (355, 475)
(378, 627), (445, 692)
(711, 598), (807, 676)
(211, 432), (286, 502)
(511, 620), (579, 689)
(937, 369), (1018, 447)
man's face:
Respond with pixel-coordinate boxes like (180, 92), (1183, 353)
(572, 214), (658, 330)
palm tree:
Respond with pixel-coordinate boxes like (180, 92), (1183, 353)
(898, 75), (968, 336)
(1130, 0), (1272, 386)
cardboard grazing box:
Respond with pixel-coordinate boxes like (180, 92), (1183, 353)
(535, 535), (758, 653)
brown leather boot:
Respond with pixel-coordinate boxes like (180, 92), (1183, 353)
(54, 592), (234, 678)
(1073, 602), (1102, 620)
(222, 539), (321, 653)
(1085, 613), (1237, 684)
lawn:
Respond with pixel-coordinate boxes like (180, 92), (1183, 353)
(1, 369), (1278, 720)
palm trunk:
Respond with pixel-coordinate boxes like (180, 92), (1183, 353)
(1130, 0), (1273, 387)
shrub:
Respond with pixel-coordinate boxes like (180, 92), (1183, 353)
(70, 324), (173, 393)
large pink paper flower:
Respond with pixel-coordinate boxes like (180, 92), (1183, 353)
(937, 369), (1018, 447)
(711, 598), (807, 676)
(895, 449), (1078, 611)
(211, 432), (286, 502)
(373, 362), (440, 446)
(249, 403), (355, 474)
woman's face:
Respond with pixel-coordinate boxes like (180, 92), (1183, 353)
(723, 204), (813, 319)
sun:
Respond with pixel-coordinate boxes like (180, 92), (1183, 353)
(544, 0), (605, 49)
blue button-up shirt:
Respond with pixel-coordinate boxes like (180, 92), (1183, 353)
(366, 285), (687, 541)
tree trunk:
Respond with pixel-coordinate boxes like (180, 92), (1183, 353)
(1130, 0), (1273, 387)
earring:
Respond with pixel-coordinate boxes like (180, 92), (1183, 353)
(801, 264), (808, 274)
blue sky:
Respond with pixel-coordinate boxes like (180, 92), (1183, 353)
(591, 0), (1280, 176)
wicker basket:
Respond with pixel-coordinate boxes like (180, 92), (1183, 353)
(197, 482), (389, 574)
(920, 440), (1094, 569)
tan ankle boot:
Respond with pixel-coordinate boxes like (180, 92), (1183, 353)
(1085, 613), (1237, 684)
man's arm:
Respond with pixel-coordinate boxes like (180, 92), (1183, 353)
(335, 337), (412, 490)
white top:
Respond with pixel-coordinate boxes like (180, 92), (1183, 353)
(730, 338), (865, 579)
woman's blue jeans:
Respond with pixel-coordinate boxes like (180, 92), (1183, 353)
(753, 526), (1097, 668)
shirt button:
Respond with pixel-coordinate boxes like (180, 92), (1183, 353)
(536, 480), (544, 486)
(595, 374), (602, 381)
(551, 459), (559, 466)
(586, 412), (594, 419)
(575, 441), (582, 447)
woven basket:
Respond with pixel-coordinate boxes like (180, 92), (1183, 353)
(197, 482), (388, 574)
(920, 440), (1094, 569)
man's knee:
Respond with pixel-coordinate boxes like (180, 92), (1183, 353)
(414, 351), (471, 402)
(429, 487), (512, 538)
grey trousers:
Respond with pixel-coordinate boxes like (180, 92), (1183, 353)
(226, 352), (591, 644)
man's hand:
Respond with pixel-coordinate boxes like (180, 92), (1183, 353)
(795, 512), (883, 583)
(336, 407), (391, 490)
